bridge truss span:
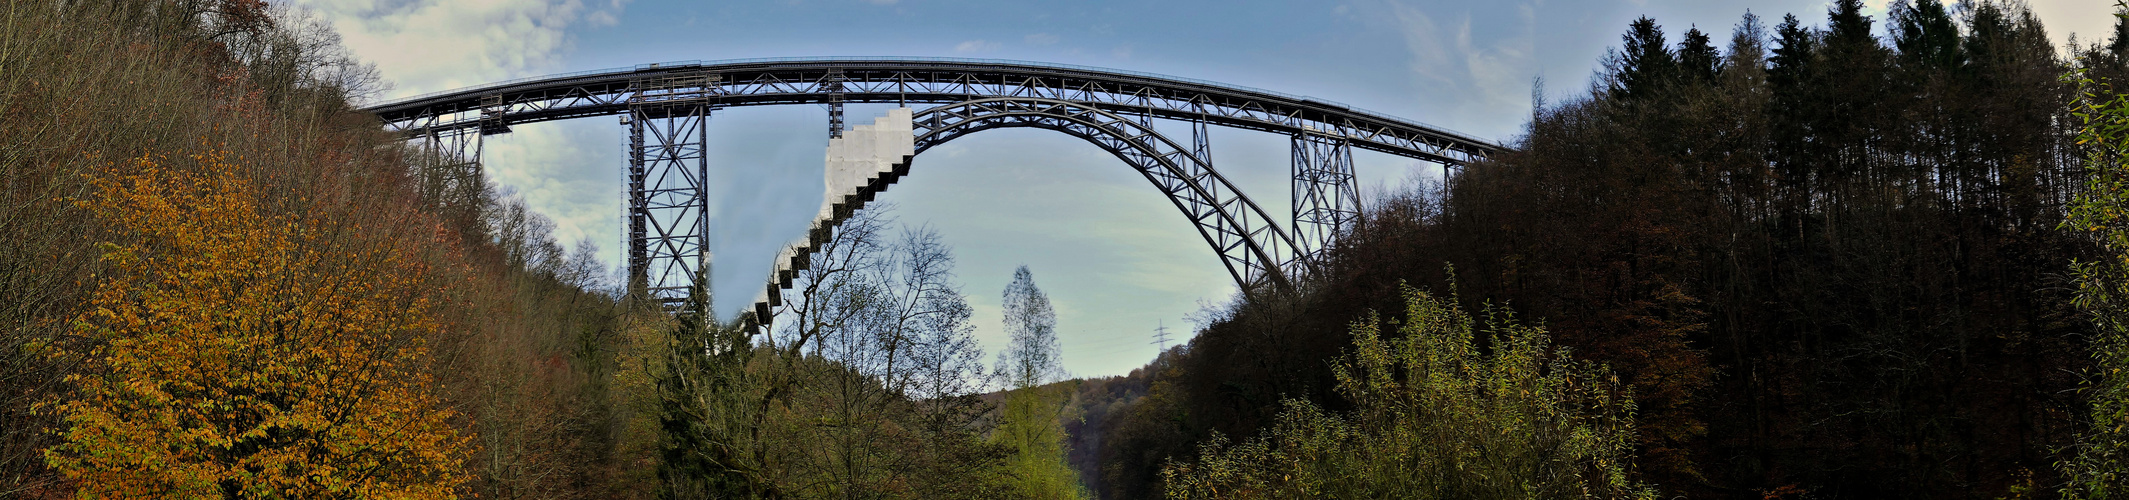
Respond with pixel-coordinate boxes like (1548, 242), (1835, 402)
(359, 57), (1501, 314)
(369, 58), (1497, 165)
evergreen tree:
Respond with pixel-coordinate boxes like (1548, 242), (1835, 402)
(1825, 0), (1875, 50)
(1768, 14), (1821, 197)
(988, 267), (1086, 499)
(2113, 7), (2129, 59)
(1612, 17), (1677, 101)
(1892, 0), (1963, 70)
(1679, 27), (1721, 86)
(657, 283), (764, 499)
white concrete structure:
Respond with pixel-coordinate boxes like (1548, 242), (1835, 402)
(819, 107), (915, 219)
(754, 108), (916, 319)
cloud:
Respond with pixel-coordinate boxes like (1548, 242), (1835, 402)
(292, 0), (632, 276)
(954, 39), (1003, 53)
(1372, 0), (1535, 141)
(480, 121), (625, 275)
(2029, 1), (2117, 53)
(289, 0), (630, 100)
(1024, 33), (1060, 45)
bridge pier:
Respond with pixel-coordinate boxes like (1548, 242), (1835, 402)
(626, 73), (719, 309)
(413, 127), (484, 211)
(1291, 132), (1359, 268)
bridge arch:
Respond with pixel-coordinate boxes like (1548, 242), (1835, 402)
(912, 98), (1297, 290)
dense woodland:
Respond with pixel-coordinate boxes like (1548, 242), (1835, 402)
(1095, 1), (2129, 498)
(8, 0), (2129, 498)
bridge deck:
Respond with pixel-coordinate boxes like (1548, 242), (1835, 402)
(361, 57), (1500, 165)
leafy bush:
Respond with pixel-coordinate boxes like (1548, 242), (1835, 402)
(2063, 34), (2129, 497)
(1163, 285), (1655, 499)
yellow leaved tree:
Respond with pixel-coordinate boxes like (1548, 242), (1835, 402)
(42, 151), (469, 497)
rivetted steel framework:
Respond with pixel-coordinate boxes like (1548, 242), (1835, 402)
(363, 57), (1500, 315)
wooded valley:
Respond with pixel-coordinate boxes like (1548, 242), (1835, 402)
(7, 0), (2129, 498)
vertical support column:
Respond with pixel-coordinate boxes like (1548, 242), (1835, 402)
(1184, 117), (1228, 269)
(625, 73), (718, 309)
(624, 114), (648, 295)
(1291, 131), (1360, 268)
(1191, 116), (1213, 166)
(415, 126), (483, 211)
(824, 71), (847, 139)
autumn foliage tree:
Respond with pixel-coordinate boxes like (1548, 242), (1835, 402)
(41, 152), (468, 497)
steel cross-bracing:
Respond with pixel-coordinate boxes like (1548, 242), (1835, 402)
(1291, 132), (1360, 265)
(360, 57), (1501, 313)
(626, 73), (718, 305)
(412, 127), (483, 211)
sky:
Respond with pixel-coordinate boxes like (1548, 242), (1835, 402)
(290, 0), (2120, 379)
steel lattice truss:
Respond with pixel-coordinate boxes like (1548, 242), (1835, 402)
(410, 127), (484, 211)
(360, 57), (1500, 309)
(625, 74), (719, 305)
(1291, 132), (1360, 266)
(368, 58), (1496, 164)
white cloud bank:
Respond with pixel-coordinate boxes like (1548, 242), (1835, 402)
(290, 0), (628, 101)
(293, 0), (633, 276)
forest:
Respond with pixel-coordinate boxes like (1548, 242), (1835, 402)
(4, 0), (2129, 498)
(1089, 1), (2129, 498)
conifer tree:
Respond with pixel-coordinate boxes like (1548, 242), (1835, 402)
(1892, 0), (1963, 70)
(1612, 17), (1677, 101)
(1679, 27), (1721, 86)
(656, 281), (764, 499)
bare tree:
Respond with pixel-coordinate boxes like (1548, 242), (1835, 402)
(746, 205), (998, 496)
(996, 266), (1062, 390)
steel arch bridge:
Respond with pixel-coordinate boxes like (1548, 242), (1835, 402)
(360, 57), (1500, 325)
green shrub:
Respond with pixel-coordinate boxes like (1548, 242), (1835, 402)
(1162, 285), (1656, 499)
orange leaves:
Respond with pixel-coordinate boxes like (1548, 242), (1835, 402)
(43, 151), (470, 497)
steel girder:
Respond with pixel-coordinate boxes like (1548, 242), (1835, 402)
(627, 73), (718, 306)
(908, 98), (1299, 291)
(364, 58), (1498, 167)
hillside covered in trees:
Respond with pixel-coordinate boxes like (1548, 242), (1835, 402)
(0, 1), (1103, 498)
(0, 0), (663, 496)
(1090, 1), (2129, 498)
